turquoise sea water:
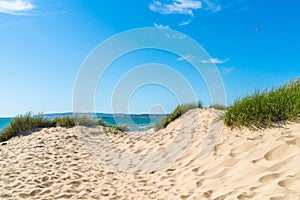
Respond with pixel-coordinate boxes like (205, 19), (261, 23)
(102, 117), (162, 131)
(0, 115), (163, 132)
(0, 118), (12, 131)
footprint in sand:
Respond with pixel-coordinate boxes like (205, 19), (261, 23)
(269, 156), (295, 172)
(277, 175), (300, 191)
(101, 189), (110, 197)
(196, 180), (202, 187)
(41, 180), (54, 188)
(286, 137), (300, 147)
(229, 141), (253, 159)
(237, 190), (255, 199)
(269, 195), (288, 200)
(220, 155), (238, 167)
(264, 144), (298, 161)
(67, 180), (81, 188)
(258, 173), (282, 183)
(203, 190), (213, 198)
(39, 189), (51, 196)
(17, 189), (42, 198)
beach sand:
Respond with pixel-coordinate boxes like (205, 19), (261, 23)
(1, 108), (300, 199)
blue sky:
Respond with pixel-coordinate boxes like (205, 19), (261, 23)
(0, 0), (299, 117)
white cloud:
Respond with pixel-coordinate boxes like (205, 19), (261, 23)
(165, 33), (186, 40)
(201, 58), (228, 64)
(149, 0), (222, 15)
(179, 19), (192, 26)
(178, 55), (229, 64)
(0, 0), (35, 15)
(149, 0), (202, 16)
(154, 23), (170, 29)
(177, 54), (198, 62)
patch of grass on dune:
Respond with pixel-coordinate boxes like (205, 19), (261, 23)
(53, 116), (76, 128)
(154, 102), (203, 131)
(52, 115), (101, 128)
(74, 115), (100, 126)
(209, 103), (228, 110)
(97, 117), (129, 133)
(54, 115), (129, 132)
(0, 113), (129, 142)
(103, 124), (130, 134)
(0, 112), (54, 142)
(113, 124), (129, 132)
(224, 79), (300, 128)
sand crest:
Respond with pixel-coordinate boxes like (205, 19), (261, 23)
(0, 108), (300, 199)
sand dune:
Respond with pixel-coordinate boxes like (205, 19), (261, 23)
(1, 108), (300, 199)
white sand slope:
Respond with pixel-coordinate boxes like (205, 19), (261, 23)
(0, 108), (300, 199)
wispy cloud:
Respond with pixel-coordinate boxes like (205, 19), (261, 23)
(165, 33), (186, 40)
(149, 0), (222, 16)
(0, 0), (35, 15)
(178, 55), (229, 64)
(201, 58), (228, 64)
(149, 0), (202, 16)
(179, 19), (192, 26)
(177, 54), (198, 62)
(154, 23), (170, 29)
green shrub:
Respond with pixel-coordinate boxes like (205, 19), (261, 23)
(0, 112), (133, 142)
(74, 115), (99, 126)
(0, 112), (54, 142)
(103, 124), (129, 134)
(197, 101), (203, 109)
(98, 118), (108, 126)
(53, 116), (76, 128)
(114, 124), (129, 132)
(98, 118), (129, 133)
(74, 115), (129, 131)
(48, 115), (102, 128)
(224, 79), (300, 128)
(154, 102), (202, 131)
(153, 118), (167, 131)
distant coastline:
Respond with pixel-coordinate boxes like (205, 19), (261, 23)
(0, 112), (168, 132)
(43, 112), (169, 119)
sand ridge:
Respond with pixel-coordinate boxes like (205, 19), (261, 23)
(0, 108), (300, 199)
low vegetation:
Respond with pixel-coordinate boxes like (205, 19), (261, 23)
(154, 102), (202, 131)
(0, 112), (54, 142)
(0, 113), (128, 142)
(209, 103), (227, 110)
(103, 124), (129, 134)
(53, 116), (76, 128)
(224, 79), (300, 128)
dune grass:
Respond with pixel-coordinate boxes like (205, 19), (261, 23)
(0, 112), (54, 142)
(103, 124), (130, 134)
(154, 102), (202, 131)
(224, 79), (300, 128)
(0, 113), (129, 142)
(53, 116), (76, 128)
(209, 103), (227, 110)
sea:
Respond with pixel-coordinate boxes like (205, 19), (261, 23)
(0, 113), (165, 132)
